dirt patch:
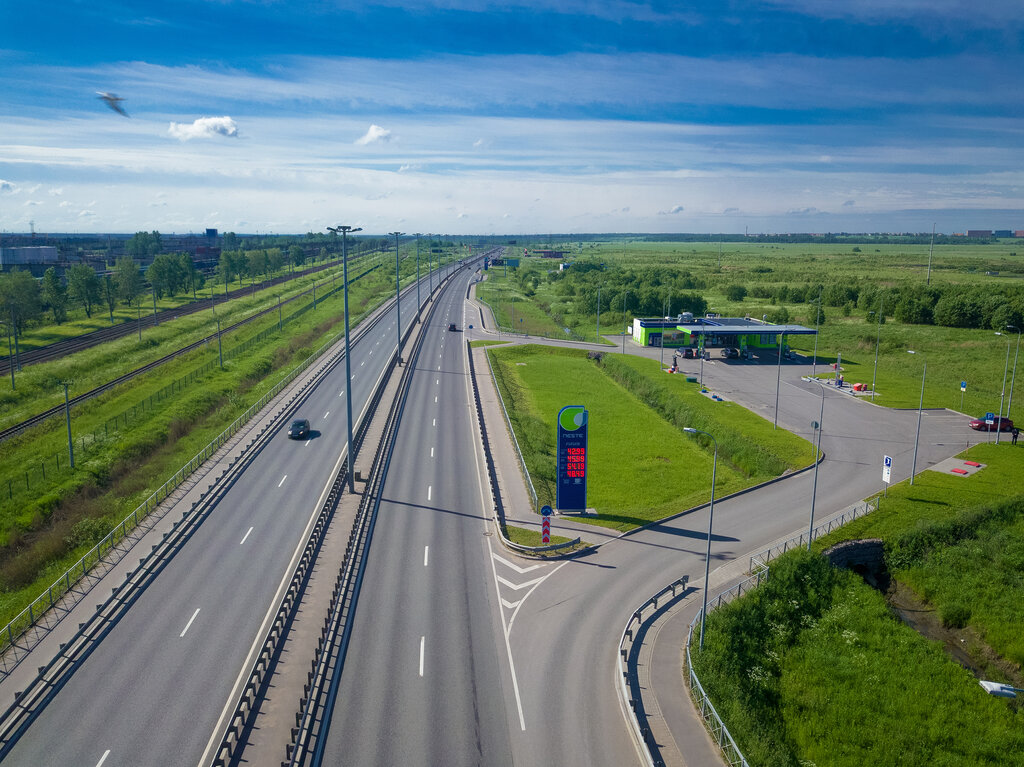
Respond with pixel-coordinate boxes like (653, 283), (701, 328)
(887, 579), (1023, 698)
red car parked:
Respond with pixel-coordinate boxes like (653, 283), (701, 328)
(968, 416), (1014, 432)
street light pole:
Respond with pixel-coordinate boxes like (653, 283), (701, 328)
(774, 332), (785, 429)
(328, 225), (362, 493)
(683, 427), (717, 652)
(871, 295), (883, 401)
(908, 351), (925, 484)
(621, 290), (628, 354)
(596, 285), (601, 342)
(217, 318), (223, 368)
(414, 233), (422, 322)
(3, 320), (13, 389)
(995, 332), (1010, 445)
(1006, 325), (1020, 422)
(390, 231), (404, 365)
(811, 287), (821, 378)
(60, 381), (74, 469)
(808, 386), (825, 549)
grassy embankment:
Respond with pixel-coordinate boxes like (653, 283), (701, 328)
(0, 250), (430, 628)
(486, 344), (815, 531)
(691, 442), (1024, 767)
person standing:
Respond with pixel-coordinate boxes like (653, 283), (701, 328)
(1012, 427), (1020, 446)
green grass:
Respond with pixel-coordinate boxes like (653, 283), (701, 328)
(691, 548), (1024, 767)
(503, 523), (581, 551)
(487, 344), (813, 531)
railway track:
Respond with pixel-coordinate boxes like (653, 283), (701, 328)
(0, 255), (382, 444)
(1, 254), (373, 368)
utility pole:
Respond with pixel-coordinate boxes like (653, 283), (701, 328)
(59, 381), (74, 469)
(327, 225), (362, 493)
(3, 318), (14, 389)
(217, 318), (223, 368)
(926, 223), (936, 286)
(414, 233), (422, 322)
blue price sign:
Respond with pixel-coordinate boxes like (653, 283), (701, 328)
(556, 406), (588, 511)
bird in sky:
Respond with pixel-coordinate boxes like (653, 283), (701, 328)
(96, 92), (129, 117)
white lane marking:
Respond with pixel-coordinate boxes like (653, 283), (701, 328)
(95, 751), (111, 767)
(427, 485), (432, 501)
(436, 379), (439, 385)
(278, 475), (287, 487)
(432, 418), (436, 427)
(339, 390), (345, 396)
(430, 447), (434, 458)
(240, 526), (254, 545)
(501, 598), (520, 610)
(437, 365), (441, 370)
(304, 439), (311, 447)
(361, 360), (365, 366)
(495, 574), (546, 591)
(435, 396), (438, 403)
(323, 411), (330, 419)
(419, 636), (425, 677)
(492, 553), (542, 574)
(424, 546), (429, 567)
(180, 608), (201, 638)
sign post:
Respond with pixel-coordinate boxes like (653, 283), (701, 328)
(882, 454), (892, 497)
(556, 406), (588, 512)
(540, 505), (552, 544)
(961, 380), (966, 411)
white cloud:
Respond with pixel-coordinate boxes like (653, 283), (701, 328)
(473, 138), (486, 148)
(658, 205), (685, 215)
(23, 200), (40, 206)
(355, 124), (392, 145)
(77, 210), (96, 218)
(48, 187), (64, 196)
(398, 164), (421, 172)
(59, 201), (71, 208)
(168, 116), (239, 141)
(0, 180), (15, 194)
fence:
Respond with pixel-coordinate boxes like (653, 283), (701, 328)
(0, 296), (384, 670)
(0, 261), (383, 502)
(748, 495), (880, 572)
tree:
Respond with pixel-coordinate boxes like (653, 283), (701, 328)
(895, 297), (933, 325)
(289, 245), (305, 269)
(101, 274), (117, 322)
(41, 267), (68, 324)
(222, 232), (240, 251)
(147, 253), (185, 298)
(67, 264), (101, 318)
(178, 253), (200, 297)
(266, 248), (284, 274)
(247, 250), (268, 279)
(933, 293), (984, 329)
(125, 231), (163, 257)
(724, 284), (747, 302)
(0, 269), (43, 334)
(767, 306), (790, 324)
(114, 256), (143, 307)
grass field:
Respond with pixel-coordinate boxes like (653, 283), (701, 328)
(692, 443), (1024, 766)
(487, 344), (813, 530)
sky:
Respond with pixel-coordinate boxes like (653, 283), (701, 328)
(1, 0), (1022, 235)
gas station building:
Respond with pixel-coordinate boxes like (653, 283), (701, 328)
(630, 315), (817, 353)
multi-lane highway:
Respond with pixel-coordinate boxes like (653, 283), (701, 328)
(1, 252), (979, 767)
(1, 260), (463, 767)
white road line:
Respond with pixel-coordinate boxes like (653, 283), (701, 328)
(495, 574), (546, 591)
(500, 598), (521, 610)
(304, 439), (311, 447)
(95, 751), (111, 767)
(432, 418), (436, 427)
(430, 447), (434, 458)
(424, 546), (429, 567)
(437, 365), (441, 370)
(436, 379), (439, 385)
(339, 390), (345, 396)
(239, 526), (254, 545)
(180, 608), (201, 638)
(278, 475), (287, 487)
(491, 553), (542, 574)
(427, 485), (432, 501)
(419, 636), (425, 677)
(435, 396), (438, 403)
(323, 411), (330, 419)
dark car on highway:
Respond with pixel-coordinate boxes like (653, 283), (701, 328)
(288, 418), (311, 439)
(968, 416), (1014, 432)
(448, 323), (459, 331)
(722, 347), (740, 359)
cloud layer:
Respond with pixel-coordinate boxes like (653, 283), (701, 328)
(168, 116), (239, 141)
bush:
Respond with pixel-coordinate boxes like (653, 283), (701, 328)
(939, 602), (972, 629)
(724, 284), (748, 302)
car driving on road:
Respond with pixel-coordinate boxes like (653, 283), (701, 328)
(968, 416), (1013, 432)
(288, 418), (311, 439)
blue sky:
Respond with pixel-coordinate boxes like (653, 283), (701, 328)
(1, 0), (1022, 235)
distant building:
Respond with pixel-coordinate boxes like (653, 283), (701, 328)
(630, 315), (817, 350)
(993, 230), (1013, 238)
(1015, 231), (1024, 238)
(0, 246), (58, 267)
(205, 228), (218, 238)
(967, 230), (993, 238)
(534, 249), (566, 258)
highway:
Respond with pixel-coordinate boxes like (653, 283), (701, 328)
(1, 260), (457, 767)
(318, 266), (514, 766)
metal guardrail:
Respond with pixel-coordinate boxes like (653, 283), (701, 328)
(617, 575), (689, 767)
(0, 291), (399, 676)
(482, 345), (539, 513)
(748, 495), (880, 572)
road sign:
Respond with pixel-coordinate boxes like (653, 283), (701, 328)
(882, 454), (892, 484)
(556, 406), (588, 511)
(985, 411), (995, 425)
(541, 505), (553, 517)
(541, 516), (551, 544)
(961, 381), (967, 392)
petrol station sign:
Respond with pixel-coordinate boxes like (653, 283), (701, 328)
(556, 405), (588, 511)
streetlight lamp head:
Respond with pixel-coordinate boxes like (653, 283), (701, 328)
(683, 427), (698, 434)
